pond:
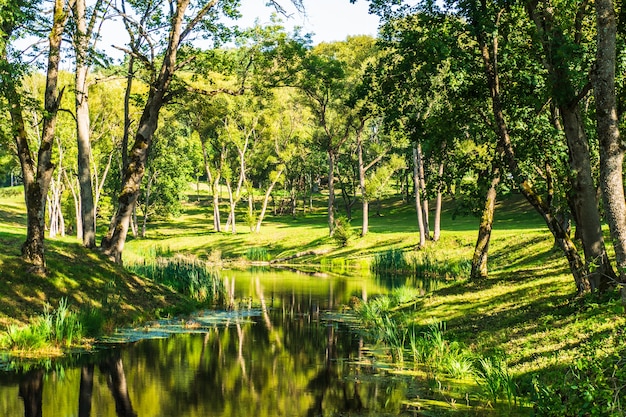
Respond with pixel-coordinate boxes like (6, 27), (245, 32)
(0, 269), (524, 416)
(0, 271), (428, 417)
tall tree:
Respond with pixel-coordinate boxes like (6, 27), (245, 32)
(1, 0), (74, 272)
(594, 0), (626, 296)
(100, 0), (239, 262)
(526, 0), (615, 290)
(71, 0), (109, 247)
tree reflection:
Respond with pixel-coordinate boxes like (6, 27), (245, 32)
(18, 369), (43, 417)
(78, 364), (94, 417)
(99, 356), (137, 417)
(2, 272), (412, 417)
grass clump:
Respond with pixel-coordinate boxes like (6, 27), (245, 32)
(127, 256), (224, 304)
(372, 249), (411, 275)
(476, 354), (516, 406)
(371, 249), (471, 281)
(246, 247), (270, 262)
(0, 298), (84, 351)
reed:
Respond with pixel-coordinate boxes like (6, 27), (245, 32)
(476, 355), (517, 406)
(127, 256), (224, 304)
(0, 298), (83, 350)
(371, 249), (411, 275)
(372, 249), (471, 281)
(48, 298), (83, 347)
(246, 247), (270, 262)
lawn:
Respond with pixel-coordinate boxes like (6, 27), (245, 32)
(1, 184), (625, 413)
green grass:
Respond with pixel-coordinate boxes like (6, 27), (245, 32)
(0, 188), (197, 349)
(126, 256), (224, 304)
(2, 184), (626, 412)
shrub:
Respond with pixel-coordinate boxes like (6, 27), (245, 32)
(332, 216), (354, 247)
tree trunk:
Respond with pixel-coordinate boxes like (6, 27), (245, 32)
(254, 168), (284, 233)
(560, 106), (615, 290)
(101, 97), (163, 262)
(594, 0), (626, 296)
(140, 170), (157, 238)
(74, 0), (96, 248)
(471, 166), (500, 280)
(65, 172), (82, 238)
(9, 0), (70, 272)
(433, 160), (444, 241)
(413, 144), (426, 248)
(358, 136), (369, 236)
(476, 20), (590, 292)
(212, 174), (222, 232)
(226, 181), (236, 234)
(416, 142), (431, 239)
(527, 0), (615, 291)
(327, 150), (336, 236)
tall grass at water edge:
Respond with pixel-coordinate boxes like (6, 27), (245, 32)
(0, 298), (87, 351)
(371, 249), (471, 280)
(126, 256), (224, 304)
(246, 247), (270, 262)
(355, 290), (519, 407)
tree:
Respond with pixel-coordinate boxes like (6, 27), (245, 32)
(594, 0), (626, 297)
(526, 0), (615, 290)
(100, 0), (240, 262)
(1, 0), (74, 272)
(71, 0), (109, 248)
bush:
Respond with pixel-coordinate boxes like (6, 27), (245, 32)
(332, 216), (354, 247)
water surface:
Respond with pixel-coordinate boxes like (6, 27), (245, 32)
(0, 269), (422, 417)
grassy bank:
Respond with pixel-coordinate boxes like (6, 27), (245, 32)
(2, 184), (625, 413)
(0, 188), (198, 356)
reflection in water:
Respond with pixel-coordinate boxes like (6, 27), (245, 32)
(78, 365), (94, 417)
(100, 356), (137, 417)
(0, 271), (418, 417)
(19, 369), (43, 417)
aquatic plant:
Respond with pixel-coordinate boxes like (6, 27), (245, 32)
(476, 355), (517, 406)
(372, 249), (410, 275)
(127, 256), (224, 304)
(1, 298), (83, 350)
(246, 247), (270, 262)
(381, 314), (406, 363)
(48, 298), (83, 347)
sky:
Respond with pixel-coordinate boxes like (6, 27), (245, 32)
(89, 0), (381, 62)
(235, 0), (381, 43)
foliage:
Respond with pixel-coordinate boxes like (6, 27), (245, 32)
(332, 216), (355, 247)
(531, 348), (626, 416)
(476, 354), (516, 406)
(246, 247), (270, 262)
(372, 249), (411, 275)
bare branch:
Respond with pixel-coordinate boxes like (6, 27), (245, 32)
(180, 0), (218, 42)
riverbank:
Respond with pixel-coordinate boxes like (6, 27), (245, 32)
(0, 189), (197, 357)
(2, 185), (626, 413)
